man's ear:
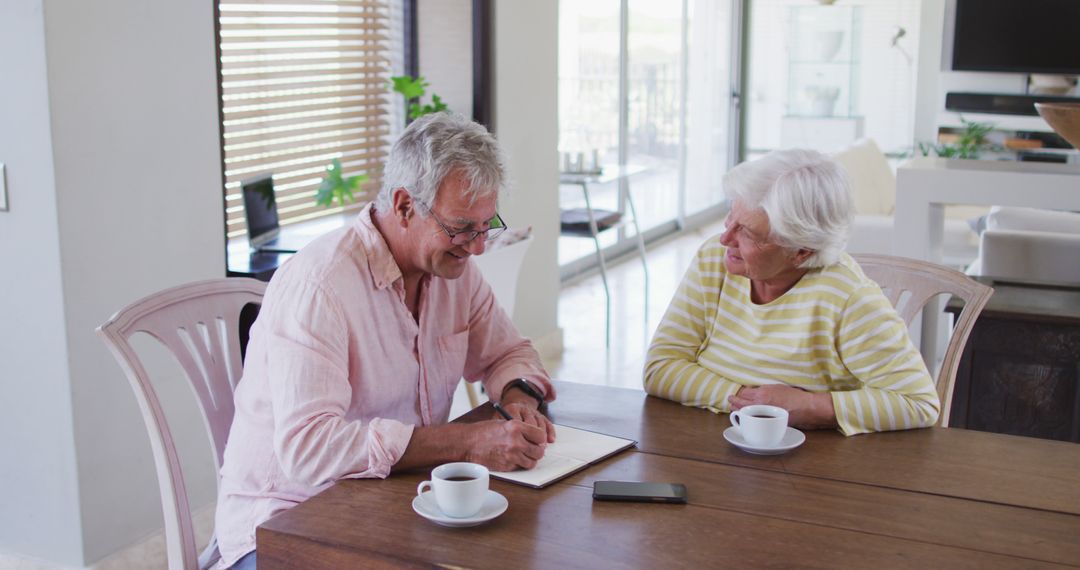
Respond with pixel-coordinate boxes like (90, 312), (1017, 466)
(390, 187), (414, 228)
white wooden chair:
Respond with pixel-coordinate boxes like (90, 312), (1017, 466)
(467, 234), (534, 408)
(96, 278), (266, 570)
(852, 254), (993, 427)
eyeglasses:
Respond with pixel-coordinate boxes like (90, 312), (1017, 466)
(420, 203), (507, 245)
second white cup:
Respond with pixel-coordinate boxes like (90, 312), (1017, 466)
(417, 462), (490, 518)
(730, 405), (789, 447)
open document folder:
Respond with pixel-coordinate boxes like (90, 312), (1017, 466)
(490, 424), (636, 488)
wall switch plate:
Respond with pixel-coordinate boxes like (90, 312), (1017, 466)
(0, 163), (7, 211)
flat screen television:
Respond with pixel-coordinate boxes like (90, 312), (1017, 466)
(952, 0), (1080, 75)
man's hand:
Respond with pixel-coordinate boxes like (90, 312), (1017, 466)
(465, 419), (550, 471)
(499, 390), (557, 444)
(728, 384), (837, 430)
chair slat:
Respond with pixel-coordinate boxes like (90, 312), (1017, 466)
(852, 254), (994, 427)
(97, 278), (266, 570)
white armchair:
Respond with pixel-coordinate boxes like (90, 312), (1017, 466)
(832, 139), (983, 267)
(968, 206), (1080, 283)
(451, 231), (534, 414)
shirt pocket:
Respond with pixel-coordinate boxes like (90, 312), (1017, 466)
(436, 329), (470, 401)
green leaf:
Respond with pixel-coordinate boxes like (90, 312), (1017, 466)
(408, 102), (425, 120)
(390, 75), (428, 100)
(315, 159), (368, 208)
(391, 74), (452, 119)
(430, 94), (449, 113)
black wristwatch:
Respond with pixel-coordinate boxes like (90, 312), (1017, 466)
(501, 378), (545, 409)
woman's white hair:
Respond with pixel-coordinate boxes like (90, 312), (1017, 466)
(375, 112), (507, 213)
(723, 148), (854, 268)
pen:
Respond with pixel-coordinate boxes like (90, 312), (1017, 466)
(492, 401), (513, 421)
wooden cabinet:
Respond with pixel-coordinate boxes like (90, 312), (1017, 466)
(948, 277), (1080, 442)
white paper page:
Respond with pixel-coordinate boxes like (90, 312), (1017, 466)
(491, 453), (586, 487)
(548, 424), (633, 462)
(490, 425), (635, 487)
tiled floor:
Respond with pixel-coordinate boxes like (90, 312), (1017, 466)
(546, 219), (726, 390)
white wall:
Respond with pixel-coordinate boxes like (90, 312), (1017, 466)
(46, 0), (226, 562)
(418, 0), (560, 345)
(0, 0), (226, 566)
(419, 0), (474, 118)
(0, 1), (560, 566)
(493, 2), (561, 343)
(0, 0), (84, 565)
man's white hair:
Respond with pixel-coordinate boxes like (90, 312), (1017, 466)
(723, 149), (854, 268)
(374, 112), (507, 213)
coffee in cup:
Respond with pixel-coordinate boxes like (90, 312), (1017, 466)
(730, 404), (789, 447)
(417, 462), (489, 518)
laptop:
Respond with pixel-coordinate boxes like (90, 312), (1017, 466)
(241, 173), (308, 253)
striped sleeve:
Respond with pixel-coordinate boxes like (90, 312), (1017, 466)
(644, 241), (744, 413)
(831, 283), (941, 435)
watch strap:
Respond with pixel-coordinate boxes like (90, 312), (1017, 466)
(502, 378), (545, 407)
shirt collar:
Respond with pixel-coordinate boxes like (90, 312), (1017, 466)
(353, 203), (404, 290)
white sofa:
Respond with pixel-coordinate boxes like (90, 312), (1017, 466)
(968, 206), (1080, 283)
(832, 139), (983, 267)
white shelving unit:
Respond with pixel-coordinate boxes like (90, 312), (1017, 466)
(781, 4), (863, 151)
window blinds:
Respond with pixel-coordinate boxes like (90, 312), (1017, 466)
(219, 0), (392, 238)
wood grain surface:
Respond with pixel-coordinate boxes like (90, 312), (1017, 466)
(257, 381), (1080, 569)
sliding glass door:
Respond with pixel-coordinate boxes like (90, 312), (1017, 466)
(558, 0), (742, 273)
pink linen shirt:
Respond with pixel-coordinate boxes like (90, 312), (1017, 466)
(214, 204), (551, 567)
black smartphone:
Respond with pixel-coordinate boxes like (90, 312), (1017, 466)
(592, 481), (688, 504)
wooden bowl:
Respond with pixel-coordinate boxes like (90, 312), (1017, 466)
(1035, 102), (1080, 149)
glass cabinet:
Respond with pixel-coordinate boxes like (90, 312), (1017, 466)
(786, 4), (861, 119)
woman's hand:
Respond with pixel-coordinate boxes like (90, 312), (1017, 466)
(729, 385), (837, 430)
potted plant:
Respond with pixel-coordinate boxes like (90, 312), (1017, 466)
(315, 158), (368, 208)
(390, 75), (450, 120)
(313, 75), (449, 209)
(918, 117), (1001, 159)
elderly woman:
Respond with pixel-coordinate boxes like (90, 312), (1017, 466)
(644, 149), (939, 435)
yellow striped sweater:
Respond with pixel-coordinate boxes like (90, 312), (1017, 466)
(644, 237), (940, 435)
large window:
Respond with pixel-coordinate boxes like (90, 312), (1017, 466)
(558, 0), (740, 269)
(217, 0), (398, 238)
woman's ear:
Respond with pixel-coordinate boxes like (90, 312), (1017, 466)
(792, 248), (815, 266)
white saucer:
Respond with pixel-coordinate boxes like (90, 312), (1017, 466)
(723, 426), (805, 455)
(412, 490), (508, 527)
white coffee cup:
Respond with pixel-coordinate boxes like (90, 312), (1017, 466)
(730, 405), (789, 447)
(416, 462), (489, 518)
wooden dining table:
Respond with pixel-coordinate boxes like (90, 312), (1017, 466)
(257, 381), (1080, 568)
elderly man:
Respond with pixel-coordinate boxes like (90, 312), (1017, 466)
(215, 113), (555, 569)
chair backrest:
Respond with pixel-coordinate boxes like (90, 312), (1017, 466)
(473, 234), (534, 316)
(96, 278), (266, 570)
(851, 254), (993, 427)
(460, 234), (534, 409)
